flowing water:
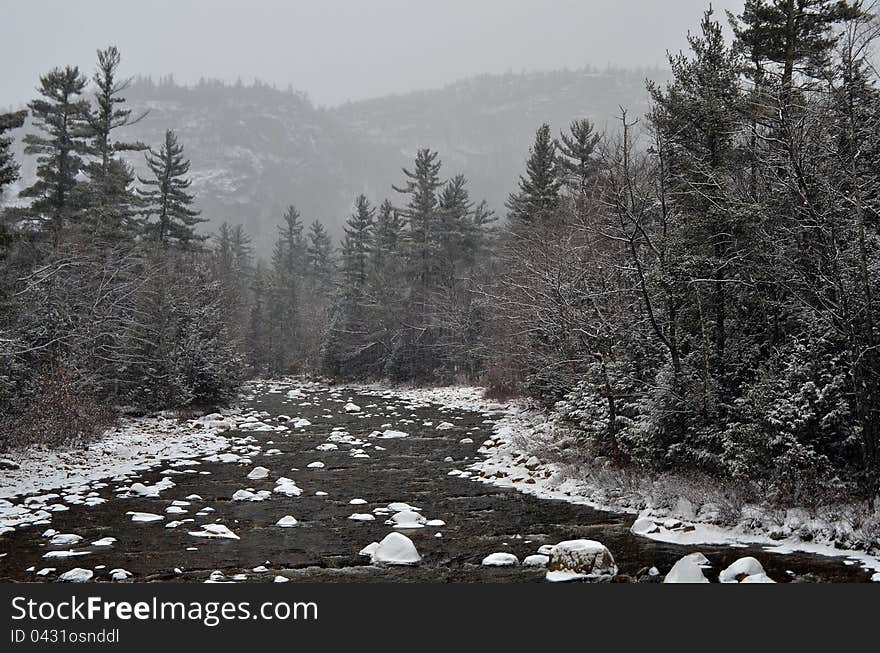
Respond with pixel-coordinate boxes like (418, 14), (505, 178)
(0, 383), (872, 583)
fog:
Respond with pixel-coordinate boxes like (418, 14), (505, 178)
(3, 0), (743, 107)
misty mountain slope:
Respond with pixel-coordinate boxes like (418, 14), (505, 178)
(332, 66), (668, 212)
(7, 67), (666, 253)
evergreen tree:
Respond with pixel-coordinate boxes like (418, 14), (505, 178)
(305, 219), (335, 295)
(729, 0), (862, 90)
(82, 46), (146, 241)
(138, 130), (205, 249)
(340, 194), (375, 289)
(505, 123), (563, 232)
(20, 66), (92, 245)
(269, 205), (306, 371)
(557, 118), (601, 197)
(0, 110), (27, 200)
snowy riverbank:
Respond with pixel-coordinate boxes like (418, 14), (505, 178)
(357, 383), (880, 580)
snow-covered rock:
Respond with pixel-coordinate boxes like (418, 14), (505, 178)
(482, 552), (519, 567)
(740, 572), (776, 583)
(349, 513), (375, 521)
(359, 542), (380, 557)
(343, 403), (361, 413)
(386, 510), (427, 529)
(273, 478), (303, 496)
(91, 537), (116, 547)
(59, 568), (93, 583)
(546, 540), (617, 582)
(109, 568), (132, 581)
(719, 557), (767, 584)
(380, 429), (408, 439)
(370, 532), (421, 566)
(246, 466), (270, 480)
(49, 533), (82, 547)
(188, 524), (239, 540)
(523, 554), (550, 567)
(276, 516), (298, 527)
(663, 556), (710, 584)
(307, 461), (325, 469)
(127, 512), (164, 523)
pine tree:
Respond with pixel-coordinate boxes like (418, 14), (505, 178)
(340, 195), (375, 290)
(82, 46), (146, 241)
(138, 130), (205, 249)
(729, 0), (862, 90)
(0, 110), (27, 200)
(20, 66), (92, 245)
(247, 261), (272, 372)
(505, 123), (563, 232)
(270, 205), (305, 370)
(557, 118), (601, 197)
(305, 219), (334, 295)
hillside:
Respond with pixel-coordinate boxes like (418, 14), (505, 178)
(7, 66), (667, 253)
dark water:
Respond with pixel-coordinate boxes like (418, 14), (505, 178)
(0, 383), (873, 583)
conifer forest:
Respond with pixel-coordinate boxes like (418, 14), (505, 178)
(3, 1), (880, 586)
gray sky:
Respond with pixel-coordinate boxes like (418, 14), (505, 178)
(2, 0), (743, 108)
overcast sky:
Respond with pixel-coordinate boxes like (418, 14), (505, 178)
(2, 0), (743, 108)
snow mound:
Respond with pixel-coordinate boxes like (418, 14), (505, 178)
(523, 554), (550, 567)
(386, 510), (427, 529)
(380, 430), (408, 439)
(546, 540), (617, 582)
(349, 513), (375, 521)
(370, 532), (421, 566)
(127, 512), (164, 523)
(273, 478), (303, 497)
(109, 568), (132, 581)
(343, 403), (361, 413)
(91, 537), (116, 547)
(49, 533), (82, 546)
(59, 568), (93, 583)
(276, 516), (298, 527)
(482, 552), (519, 567)
(247, 466), (270, 480)
(359, 542), (380, 557)
(663, 556), (710, 583)
(719, 557), (767, 583)
(188, 524), (239, 540)
(740, 572), (776, 583)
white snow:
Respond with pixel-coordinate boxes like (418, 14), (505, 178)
(719, 557), (767, 583)
(273, 478), (303, 497)
(246, 466), (270, 480)
(59, 568), (93, 583)
(276, 516), (298, 527)
(386, 510), (427, 529)
(546, 539), (617, 582)
(49, 533), (82, 547)
(343, 403), (362, 413)
(370, 532), (421, 566)
(663, 556), (710, 584)
(91, 537), (116, 547)
(188, 524), (239, 540)
(523, 554), (550, 567)
(349, 513), (375, 521)
(481, 552), (519, 567)
(127, 512), (164, 523)
(0, 414), (234, 500)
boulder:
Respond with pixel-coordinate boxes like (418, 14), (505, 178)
(719, 557), (767, 583)
(663, 556), (709, 583)
(546, 540), (617, 582)
(370, 532), (421, 566)
(59, 568), (93, 583)
(481, 552), (519, 567)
